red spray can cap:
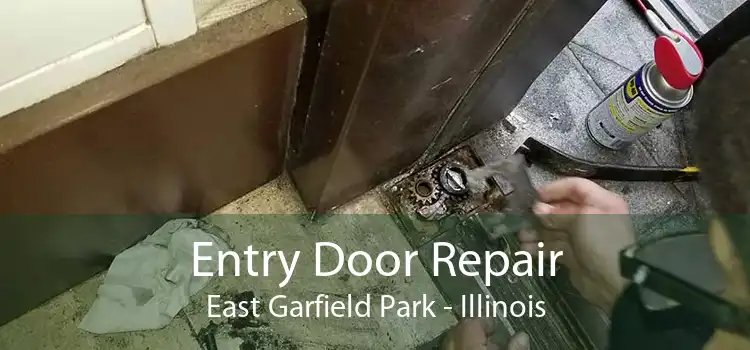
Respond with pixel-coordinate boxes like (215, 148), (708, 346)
(653, 31), (704, 90)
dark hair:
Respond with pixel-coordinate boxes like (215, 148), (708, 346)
(694, 36), (750, 286)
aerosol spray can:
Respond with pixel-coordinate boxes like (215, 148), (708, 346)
(586, 30), (704, 150)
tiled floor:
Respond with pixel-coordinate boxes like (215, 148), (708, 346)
(471, 0), (745, 238)
(684, 0), (746, 27)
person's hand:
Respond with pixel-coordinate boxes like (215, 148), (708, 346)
(518, 177), (635, 313)
(441, 318), (530, 350)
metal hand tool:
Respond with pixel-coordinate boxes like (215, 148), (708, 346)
(465, 154), (537, 213)
(518, 137), (700, 182)
(464, 153), (541, 239)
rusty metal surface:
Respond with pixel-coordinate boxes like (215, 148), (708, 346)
(387, 146), (598, 349)
(385, 147), (500, 248)
(288, 0), (606, 212)
(287, 0), (335, 163)
(288, 0), (390, 210)
(426, 0), (608, 161)
(0, 22), (305, 326)
(386, 146), (608, 350)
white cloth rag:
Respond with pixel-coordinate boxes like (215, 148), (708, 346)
(79, 219), (229, 334)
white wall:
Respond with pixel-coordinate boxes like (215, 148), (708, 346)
(0, 0), (198, 118)
(0, 0), (147, 86)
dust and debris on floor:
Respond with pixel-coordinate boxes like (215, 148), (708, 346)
(0, 174), (454, 350)
(183, 188), (456, 349)
(193, 290), (299, 350)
